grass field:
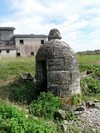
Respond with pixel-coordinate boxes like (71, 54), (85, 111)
(0, 55), (99, 83)
(0, 55), (99, 100)
(77, 54), (100, 65)
(0, 57), (35, 84)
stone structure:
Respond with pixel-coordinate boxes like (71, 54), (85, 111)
(0, 27), (16, 58)
(14, 34), (47, 57)
(35, 28), (81, 97)
(0, 27), (47, 58)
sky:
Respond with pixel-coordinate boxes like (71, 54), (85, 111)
(0, 0), (100, 52)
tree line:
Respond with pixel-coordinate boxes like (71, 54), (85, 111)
(77, 50), (100, 55)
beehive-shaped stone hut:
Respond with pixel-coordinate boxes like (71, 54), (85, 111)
(35, 28), (80, 98)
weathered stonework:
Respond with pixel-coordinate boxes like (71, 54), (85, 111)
(35, 28), (81, 97)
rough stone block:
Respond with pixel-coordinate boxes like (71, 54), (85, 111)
(47, 71), (71, 85)
(47, 59), (64, 71)
(47, 85), (60, 96)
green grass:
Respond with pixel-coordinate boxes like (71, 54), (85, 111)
(0, 55), (99, 84)
(0, 57), (35, 84)
(77, 54), (100, 65)
(0, 57), (36, 101)
(83, 93), (100, 101)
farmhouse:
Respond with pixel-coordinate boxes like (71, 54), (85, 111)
(0, 27), (47, 58)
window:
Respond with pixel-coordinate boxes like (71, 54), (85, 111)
(20, 40), (24, 44)
(6, 50), (10, 53)
(31, 52), (34, 56)
(17, 53), (21, 57)
(41, 40), (44, 44)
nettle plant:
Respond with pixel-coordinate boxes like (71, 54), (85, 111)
(29, 92), (61, 120)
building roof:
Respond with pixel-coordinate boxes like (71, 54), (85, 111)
(0, 27), (15, 31)
(0, 46), (17, 50)
(14, 34), (48, 38)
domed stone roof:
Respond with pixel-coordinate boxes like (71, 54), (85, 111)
(35, 29), (80, 97)
(48, 28), (62, 40)
(36, 29), (75, 61)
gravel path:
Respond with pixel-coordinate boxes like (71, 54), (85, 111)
(61, 102), (100, 132)
(80, 108), (100, 130)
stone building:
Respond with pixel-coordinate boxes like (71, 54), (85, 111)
(0, 27), (16, 58)
(0, 27), (47, 58)
(35, 28), (81, 97)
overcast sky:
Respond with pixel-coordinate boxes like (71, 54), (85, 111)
(0, 0), (100, 52)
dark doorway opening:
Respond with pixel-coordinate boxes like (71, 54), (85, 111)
(17, 53), (20, 57)
(41, 60), (47, 92)
(31, 52), (34, 56)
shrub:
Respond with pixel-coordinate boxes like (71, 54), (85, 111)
(0, 104), (25, 133)
(29, 92), (61, 120)
(81, 77), (100, 95)
(0, 104), (25, 119)
(9, 81), (37, 104)
(78, 64), (100, 78)
(0, 104), (57, 133)
(79, 64), (98, 72)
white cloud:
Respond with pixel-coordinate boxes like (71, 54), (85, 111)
(0, 0), (100, 52)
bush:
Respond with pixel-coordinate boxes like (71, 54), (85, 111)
(78, 64), (100, 77)
(9, 81), (38, 104)
(0, 104), (25, 133)
(0, 104), (57, 133)
(0, 104), (25, 119)
(81, 77), (100, 95)
(29, 92), (61, 120)
(79, 64), (100, 97)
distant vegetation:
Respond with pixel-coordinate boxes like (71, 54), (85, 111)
(77, 49), (100, 55)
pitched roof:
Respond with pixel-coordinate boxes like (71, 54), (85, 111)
(14, 34), (48, 38)
(0, 27), (15, 30)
